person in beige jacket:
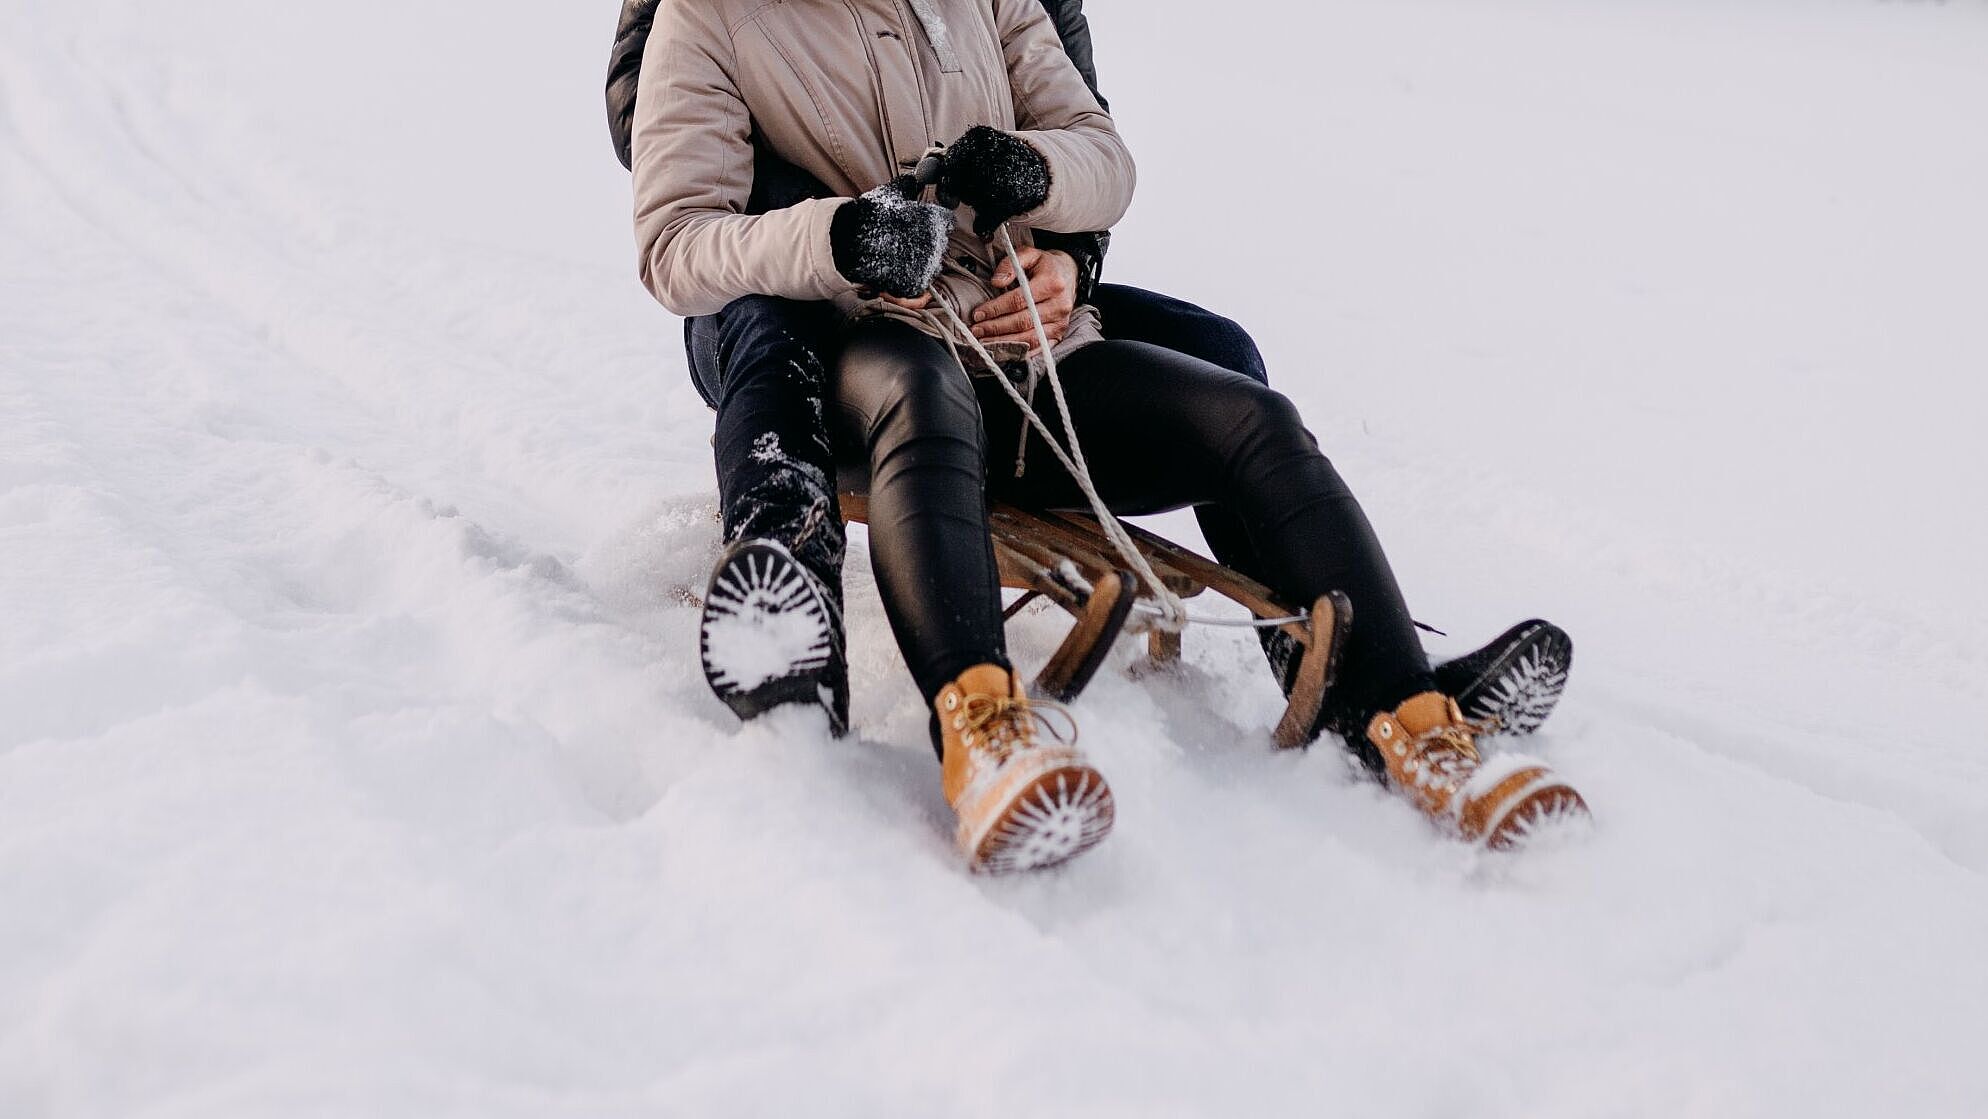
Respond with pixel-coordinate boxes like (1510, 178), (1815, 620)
(632, 0), (1590, 873)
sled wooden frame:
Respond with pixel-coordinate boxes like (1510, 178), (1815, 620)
(838, 492), (1347, 748)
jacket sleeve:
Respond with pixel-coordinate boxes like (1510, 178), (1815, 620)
(996, 0), (1135, 234)
(629, 2), (852, 318)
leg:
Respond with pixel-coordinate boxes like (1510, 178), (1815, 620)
(980, 341), (1589, 847)
(836, 321), (1113, 872)
(1092, 283), (1266, 565)
(1087, 288), (1570, 734)
(1090, 283), (1283, 669)
(688, 297), (852, 733)
(689, 295), (847, 589)
(832, 321), (1008, 702)
(1091, 283), (1268, 385)
(982, 340), (1435, 732)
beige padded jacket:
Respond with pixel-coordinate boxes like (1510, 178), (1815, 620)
(630, 0), (1136, 349)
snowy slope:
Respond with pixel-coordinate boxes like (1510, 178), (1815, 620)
(4, 0), (1987, 1115)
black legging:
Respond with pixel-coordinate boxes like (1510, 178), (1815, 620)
(833, 319), (1435, 720)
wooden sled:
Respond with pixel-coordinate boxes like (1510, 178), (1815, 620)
(838, 492), (1351, 749)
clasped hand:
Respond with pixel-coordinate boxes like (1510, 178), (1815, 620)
(880, 247), (1077, 353)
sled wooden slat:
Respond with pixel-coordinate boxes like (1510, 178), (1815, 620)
(991, 534), (1090, 621)
(1033, 570), (1134, 703)
(991, 525), (1087, 596)
(1010, 510), (1205, 602)
(992, 541), (1050, 601)
(1001, 589), (1042, 621)
(838, 492), (1134, 702)
(988, 507), (1124, 590)
(1046, 511), (1309, 644)
(984, 520), (1139, 701)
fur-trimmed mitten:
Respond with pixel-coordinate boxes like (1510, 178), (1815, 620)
(829, 176), (955, 297)
(939, 126), (1050, 236)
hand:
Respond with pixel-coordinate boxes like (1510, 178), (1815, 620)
(969, 248), (1077, 350)
(830, 177), (954, 298)
(939, 126), (1050, 237)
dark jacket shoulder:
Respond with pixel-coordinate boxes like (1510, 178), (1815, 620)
(1043, 0), (1107, 112)
(606, 0), (658, 172)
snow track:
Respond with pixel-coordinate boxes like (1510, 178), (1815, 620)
(4, 1), (1987, 1115)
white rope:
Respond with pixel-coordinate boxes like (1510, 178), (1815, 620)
(1132, 604), (1310, 629)
(923, 228), (1197, 630)
(928, 281), (1311, 632)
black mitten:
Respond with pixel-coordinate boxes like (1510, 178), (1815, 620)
(939, 126), (1050, 236)
(829, 177), (954, 297)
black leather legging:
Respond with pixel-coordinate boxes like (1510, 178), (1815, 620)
(833, 319), (1435, 719)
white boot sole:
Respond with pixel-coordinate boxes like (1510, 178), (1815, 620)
(1479, 773), (1591, 851)
(959, 757), (1115, 875)
(1463, 631), (1572, 737)
(699, 540), (846, 733)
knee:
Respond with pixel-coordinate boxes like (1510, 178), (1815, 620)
(715, 293), (806, 337)
(1091, 285), (1265, 381)
(1202, 313), (1270, 386)
(871, 363), (983, 462)
(839, 335), (985, 465)
(1217, 383), (1318, 465)
(1233, 383), (1304, 435)
(714, 295), (833, 388)
(1161, 308), (1271, 387)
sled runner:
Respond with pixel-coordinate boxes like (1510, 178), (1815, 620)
(837, 490), (1350, 749)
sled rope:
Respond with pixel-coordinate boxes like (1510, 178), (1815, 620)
(931, 298), (1181, 631)
(922, 233), (1182, 630)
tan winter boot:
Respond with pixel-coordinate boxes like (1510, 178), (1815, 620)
(936, 664), (1114, 874)
(1366, 692), (1590, 849)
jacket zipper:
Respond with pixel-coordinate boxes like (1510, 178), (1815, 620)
(845, 0), (903, 171)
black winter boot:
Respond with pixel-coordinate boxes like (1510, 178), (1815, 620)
(700, 538), (850, 736)
(1432, 619), (1573, 737)
(1263, 618), (1572, 740)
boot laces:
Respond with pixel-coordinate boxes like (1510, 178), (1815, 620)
(1402, 715), (1498, 789)
(960, 692), (1076, 763)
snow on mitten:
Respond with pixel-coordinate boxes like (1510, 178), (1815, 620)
(939, 126), (1050, 237)
(829, 177), (955, 298)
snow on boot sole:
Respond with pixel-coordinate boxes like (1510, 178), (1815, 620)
(1486, 783), (1592, 851)
(960, 755), (1115, 875)
(1439, 620), (1573, 737)
(1460, 756), (1592, 851)
(700, 539), (849, 736)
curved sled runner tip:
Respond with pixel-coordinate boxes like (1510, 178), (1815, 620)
(1033, 569), (1135, 702)
(1272, 591), (1353, 750)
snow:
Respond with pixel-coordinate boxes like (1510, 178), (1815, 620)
(3, 0), (1986, 1115)
(701, 546), (833, 694)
